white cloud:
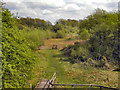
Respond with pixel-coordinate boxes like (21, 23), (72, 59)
(66, 0), (118, 11)
(4, 0), (66, 7)
(15, 8), (38, 17)
(63, 4), (80, 11)
(39, 0), (66, 7)
(3, 0), (119, 24)
(42, 10), (53, 15)
(69, 0), (118, 4)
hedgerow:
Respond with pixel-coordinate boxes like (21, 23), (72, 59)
(2, 8), (37, 88)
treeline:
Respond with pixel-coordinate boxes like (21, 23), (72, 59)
(62, 9), (119, 68)
(17, 17), (80, 29)
(16, 15), (81, 39)
(17, 17), (52, 30)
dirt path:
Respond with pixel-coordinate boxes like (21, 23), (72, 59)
(34, 35), (80, 84)
(37, 34), (87, 51)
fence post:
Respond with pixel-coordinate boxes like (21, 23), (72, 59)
(48, 72), (56, 88)
(90, 85), (92, 90)
(72, 85), (74, 90)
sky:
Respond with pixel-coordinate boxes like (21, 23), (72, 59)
(3, 0), (119, 24)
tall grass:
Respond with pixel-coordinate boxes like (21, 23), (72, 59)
(19, 27), (56, 50)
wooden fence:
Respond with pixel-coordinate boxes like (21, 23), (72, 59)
(48, 72), (118, 90)
(51, 83), (118, 90)
(35, 72), (119, 90)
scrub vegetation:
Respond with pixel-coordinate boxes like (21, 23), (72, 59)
(1, 2), (119, 89)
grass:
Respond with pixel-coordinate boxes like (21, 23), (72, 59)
(64, 64), (118, 88)
(29, 34), (118, 89)
(19, 27), (56, 50)
(30, 49), (72, 88)
(44, 35), (80, 49)
(59, 60), (118, 88)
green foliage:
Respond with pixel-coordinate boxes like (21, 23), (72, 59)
(61, 42), (90, 64)
(89, 18), (118, 61)
(2, 8), (37, 88)
(53, 19), (79, 35)
(56, 19), (79, 27)
(80, 29), (90, 40)
(63, 9), (119, 67)
(71, 47), (90, 62)
(2, 8), (15, 28)
(56, 30), (66, 38)
(19, 28), (55, 50)
(52, 23), (64, 32)
(65, 26), (79, 34)
(18, 17), (52, 30)
(79, 8), (106, 30)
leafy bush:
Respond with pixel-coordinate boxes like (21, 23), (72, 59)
(61, 42), (90, 64)
(79, 29), (91, 40)
(56, 30), (66, 38)
(78, 9), (119, 66)
(71, 47), (91, 63)
(62, 9), (119, 68)
(88, 21), (118, 61)
(52, 23), (64, 32)
(2, 8), (37, 88)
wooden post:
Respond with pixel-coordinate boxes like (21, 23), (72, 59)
(100, 86), (102, 90)
(90, 85), (92, 90)
(72, 85), (74, 90)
